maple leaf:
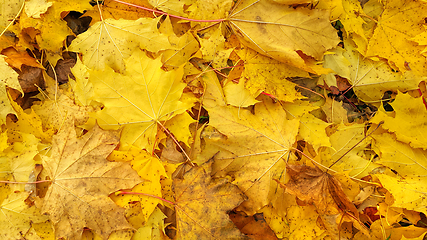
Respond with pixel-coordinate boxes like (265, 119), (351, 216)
(19, 0), (92, 64)
(24, 0), (52, 18)
(69, 57), (93, 106)
(0, 132), (39, 192)
(285, 164), (370, 238)
(109, 148), (167, 223)
(89, 49), (193, 151)
(0, 191), (48, 239)
(370, 131), (427, 214)
(0, 0), (23, 37)
(201, 97), (299, 214)
(149, 0), (195, 16)
(132, 207), (168, 239)
(285, 164), (359, 216)
(159, 17), (200, 69)
(262, 203), (325, 239)
(198, 26), (234, 69)
(371, 92), (427, 150)
(223, 79), (260, 108)
(32, 93), (93, 134)
(298, 112), (332, 152)
(324, 40), (424, 102)
(228, 0), (340, 73)
(69, 16), (170, 72)
(317, 0), (368, 52)
(173, 161), (247, 239)
(0, 55), (21, 125)
(40, 119), (142, 240)
(236, 47), (307, 102)
(365, 0), (427, 76)
(2, 47), (44, 70)
(187, 0), (232, 29)
(318, 123), (379, 177)
(83, 0), (155, 21)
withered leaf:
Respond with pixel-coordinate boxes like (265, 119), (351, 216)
(285, 164), (370, 238)
(174, 161), (248, 239)
(285, 164), (359, 217)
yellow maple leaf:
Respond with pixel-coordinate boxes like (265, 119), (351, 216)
(132, 207), (168, 240)
(237, 47), (308, 102)
(187, 0), (232, 29)
(325, 41), (425, 102)
(69, 16), (170, 72)
(228, 0), (340, 73)
(201, 98), (299, 214)
(174, 161), (246, 239)
(160, 112), (195, 145)
(89, 49), (193, 151)
(24, 0), (52, 18)
(371, 92), (427, 150)
(317, 0), (368, 52)
(109, 148), (167, 224)
(319, 123), (378, 177)
(0, 132), (39, 192)
(32, 93), (93, 134)
(371, 131), (427, 214)
(159, 17), (200, 70)
(365, 0), (427, 76)
(376, 174), (427, 215)
(321, 96), (349, 124)
(372, 132), (427, 180)
(41, 118), (142, 239)
(0, 191), (48, 239)
(223, 79), (260, 108)
(0, 55), (22, 93)
(149, 0), (195, 16)
(0, 55), (21, 125)
(20, 0), (92, 64)
(83, 0), (154, 21)
(298, 112), (332, 151)
(8, 98), (53, 142)
(262, 204), (325, 239)
(69, 57), (93, 106)
(198, 25), (233, 69)
(411, 25), (427, 57)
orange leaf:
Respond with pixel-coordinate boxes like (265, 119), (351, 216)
(1, 47), (43, 70)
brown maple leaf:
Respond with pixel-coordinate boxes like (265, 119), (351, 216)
(41, 119), (143, 240)
(284, 164), (370, 238)
(285, 164), (359, 216)
(173, 161), (248, 239)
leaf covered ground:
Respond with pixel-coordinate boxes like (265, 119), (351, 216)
(1, 0), (427, 239)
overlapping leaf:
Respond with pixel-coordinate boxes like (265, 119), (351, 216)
(69, 17), (170, 72)
(228, 0), (340, 73)
(89, 49), (193, 151)
(323, 40), (425, 102)
(41, 119), (142, 239)
(201, 98), (299, 214)
(365, 0), (427, 76)
(174, 161), (247, 239)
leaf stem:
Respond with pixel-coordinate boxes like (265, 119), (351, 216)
(117, 191), (175, 205)
(111, 0), (225, 23)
